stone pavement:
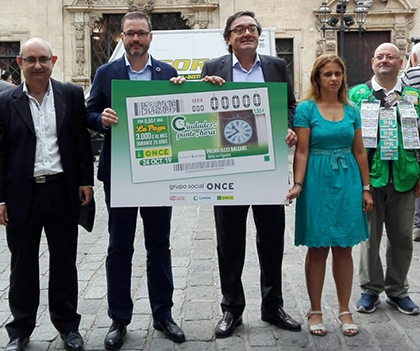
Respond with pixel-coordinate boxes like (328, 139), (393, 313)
(0, 157), (420, 351)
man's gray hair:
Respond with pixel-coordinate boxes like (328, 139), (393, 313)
(411, 43), (420, 62)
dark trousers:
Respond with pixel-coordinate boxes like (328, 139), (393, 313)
(104, 181), (173, 323)
(5, 178), (80, 339)
(214, 204), (285, 317)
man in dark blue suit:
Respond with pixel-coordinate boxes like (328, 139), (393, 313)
(86, 11), (184, 349)
(0, 38), (93, 351)
(200, 11), (300, 338)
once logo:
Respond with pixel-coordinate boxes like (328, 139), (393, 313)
(206, 182), (234, 190)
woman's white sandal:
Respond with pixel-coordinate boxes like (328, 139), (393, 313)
(338, 311), (358, 337)
(307, 311), (327, 336)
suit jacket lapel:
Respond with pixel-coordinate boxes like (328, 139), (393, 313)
(150, 56), (161, 80)
(114, 56), (130, 79)
(52, 79), (66, 138)
(221, 55), (233, 81)
(12, 86), (35, 135)
(260, 56), (274, 82)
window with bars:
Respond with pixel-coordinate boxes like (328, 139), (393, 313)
(91, 14), (124, 81)
(275, 38), (294, 88)
(151, 13), (190, 30)
(0, 42), (20, 85)
(90, 13), (190, 81)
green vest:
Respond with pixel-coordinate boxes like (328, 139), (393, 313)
(348, 83), (420, 192)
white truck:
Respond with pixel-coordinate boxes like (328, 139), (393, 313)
(110, 28), (277, 79)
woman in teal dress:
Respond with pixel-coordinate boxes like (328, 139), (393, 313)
(286, 55), (373, 337)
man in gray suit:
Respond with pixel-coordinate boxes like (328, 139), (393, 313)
(0, 79), (14, 92)
(200, 10), (300, 338)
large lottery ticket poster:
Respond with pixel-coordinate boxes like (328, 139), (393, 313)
(110, 81), (289, 206)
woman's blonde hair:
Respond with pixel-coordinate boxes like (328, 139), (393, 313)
(305, 54), (349, 104)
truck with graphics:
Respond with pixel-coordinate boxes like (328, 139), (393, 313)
(109, 28), (277, 80)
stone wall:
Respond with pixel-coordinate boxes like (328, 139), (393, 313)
(0, 0), (418, 100)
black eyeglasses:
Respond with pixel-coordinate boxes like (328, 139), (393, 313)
(123, 31), (150, 39)
(230, 25), (258, 35)
(21, 56), (52, 65)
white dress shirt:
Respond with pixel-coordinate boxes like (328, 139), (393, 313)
(232, 53), (265, 83)
(23, 80), (63, 177)
(124, 53), (152, 81)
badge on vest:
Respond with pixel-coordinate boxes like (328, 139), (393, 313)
(379, 107), (398, 160)
(398, 101), (420, 149)
(384, 91), (401, 107)
(403, 90), (419, 106)
(360, 100), (380, 148)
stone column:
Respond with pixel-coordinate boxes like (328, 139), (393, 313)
(72, 12), (90, 90)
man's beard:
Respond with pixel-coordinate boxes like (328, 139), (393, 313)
(125, 42), (149, 58)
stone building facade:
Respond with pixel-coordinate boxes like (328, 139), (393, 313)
(0, 0), (418, 100)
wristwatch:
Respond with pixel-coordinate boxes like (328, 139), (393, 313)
(362, 184), (372, 192)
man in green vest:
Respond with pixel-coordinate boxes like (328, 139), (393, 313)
(349, 43), (420, 315)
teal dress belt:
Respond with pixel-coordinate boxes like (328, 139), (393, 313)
(310, 147), (352, 170)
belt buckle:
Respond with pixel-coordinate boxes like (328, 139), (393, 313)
(35, 176), (46, 184)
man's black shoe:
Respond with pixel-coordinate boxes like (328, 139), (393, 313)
(153, 317), (185, 343)
(104, 321), (127, 350)
(60, 331), (84, 351)
(261, 306), (301, 331)
(214, 312), (243, 338)
(4, 338), (29, 351)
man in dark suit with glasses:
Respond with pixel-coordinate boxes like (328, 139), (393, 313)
(200, 10), (301, 338)
(86, 11), (185, 349)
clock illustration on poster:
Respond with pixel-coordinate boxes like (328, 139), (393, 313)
(224, 119), (253, 144)
(220, 110), (258, 146)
